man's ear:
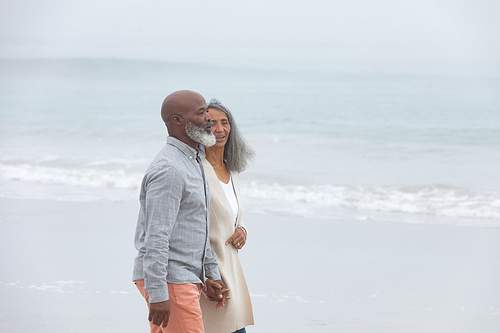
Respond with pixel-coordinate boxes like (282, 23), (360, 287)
(171, 114), (184, 126)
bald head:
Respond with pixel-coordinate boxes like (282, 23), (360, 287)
(161, 90), (206, 134)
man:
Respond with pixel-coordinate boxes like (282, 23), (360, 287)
(133, 90), (228, 333)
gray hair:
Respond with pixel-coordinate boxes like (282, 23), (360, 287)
(208, 98), (254, 173)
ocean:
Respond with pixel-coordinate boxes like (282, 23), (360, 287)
(1, 58), (499, 227)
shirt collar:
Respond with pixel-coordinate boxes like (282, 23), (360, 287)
(167, 136), (206, 160)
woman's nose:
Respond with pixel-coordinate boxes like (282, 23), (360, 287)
(213, 123), (223, 133)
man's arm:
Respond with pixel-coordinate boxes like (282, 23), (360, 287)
(143, 164), (182, 325)
(204, 239), (221, 283)
(203, 238), (230, 308)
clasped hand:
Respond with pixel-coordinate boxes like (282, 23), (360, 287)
(205, 279), (230, 309)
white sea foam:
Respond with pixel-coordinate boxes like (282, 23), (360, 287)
(241, 181), (500, 221)
(0, 163), (142, 190)
(3, 280), (87, 293)
(1, 163), (499, 223)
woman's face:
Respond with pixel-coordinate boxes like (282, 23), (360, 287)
(208, 108), (231, 149)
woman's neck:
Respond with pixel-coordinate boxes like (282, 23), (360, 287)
(205, 146), (225, 168)
(205, 146), (230, 183)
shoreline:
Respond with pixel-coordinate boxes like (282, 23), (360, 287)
(1, 197), (499, 332)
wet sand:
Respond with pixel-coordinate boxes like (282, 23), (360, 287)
(1, 198), (499, 332)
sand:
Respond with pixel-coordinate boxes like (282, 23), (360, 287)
(1, 197), (499, 332)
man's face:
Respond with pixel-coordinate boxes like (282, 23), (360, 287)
(184, 97), (212, 132)
(184, 98), (216, 147)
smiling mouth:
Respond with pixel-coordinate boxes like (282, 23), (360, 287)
(216, 136), (225, 141)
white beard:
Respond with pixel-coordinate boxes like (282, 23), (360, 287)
(185, 120), (216, 147)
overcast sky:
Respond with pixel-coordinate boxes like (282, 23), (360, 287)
(1, 0), (499, 75)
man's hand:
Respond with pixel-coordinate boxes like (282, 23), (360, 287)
(205, 279), (230, 309)
(149, 300), (170, 328)
(225, 227), (246, 250)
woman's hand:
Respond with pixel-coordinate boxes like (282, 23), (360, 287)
(225, 227), (247, 250)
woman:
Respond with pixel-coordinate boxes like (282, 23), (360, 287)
(200, 99), (255, 333)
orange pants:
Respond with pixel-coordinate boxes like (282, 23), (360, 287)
(135, 279), (204, 333)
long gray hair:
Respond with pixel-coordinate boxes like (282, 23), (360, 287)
(208, 98), (254, 173)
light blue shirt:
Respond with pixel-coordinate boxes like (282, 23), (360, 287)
(133, 136), (220, 303)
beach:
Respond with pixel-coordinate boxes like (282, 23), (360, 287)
(1, 197), (499, 333)
(2, 0), (500, 330)
(1, 58), (499, 332)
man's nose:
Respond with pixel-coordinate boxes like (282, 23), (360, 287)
(205, 111), (212, 122)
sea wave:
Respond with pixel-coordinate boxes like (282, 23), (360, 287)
(2, 163), (499, 222)
(241, 181), (500, 220)
(0, 164), (142, 189)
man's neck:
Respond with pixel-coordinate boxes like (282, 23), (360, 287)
(170, 134), (198, 150)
